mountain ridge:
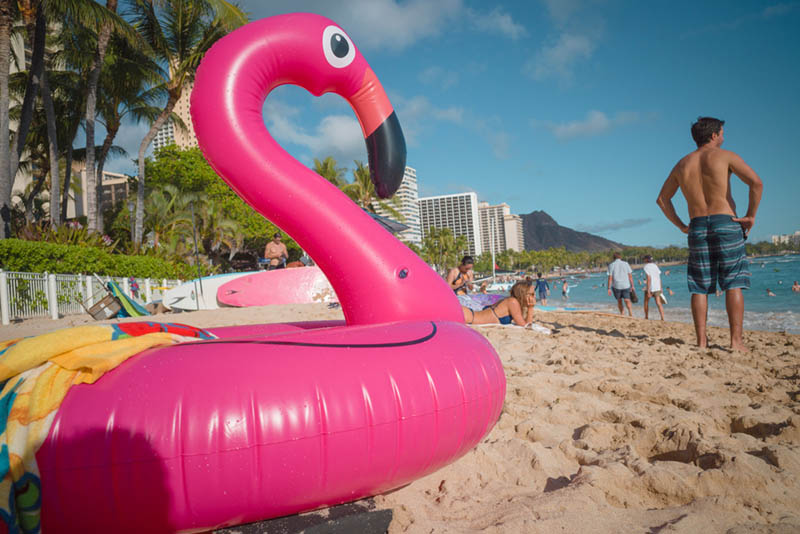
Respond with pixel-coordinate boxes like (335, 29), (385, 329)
(521, 210), (624, 252)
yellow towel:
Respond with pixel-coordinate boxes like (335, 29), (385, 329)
(0, 322), (214, 534)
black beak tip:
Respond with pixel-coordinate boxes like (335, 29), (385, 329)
(365, 112), (407, 199)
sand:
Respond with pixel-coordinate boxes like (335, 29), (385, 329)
(2, 305), (799, 533)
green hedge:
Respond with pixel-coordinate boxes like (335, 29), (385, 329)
(0, 239), (203, 279)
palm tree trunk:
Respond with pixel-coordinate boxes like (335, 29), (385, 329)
(41, 70), (60, 226)
(85, 0), (117, 233)
(0, 1), (12, 238)
(95, 124), (118, 231)
(136, 101), (176, 245)
(60, 120), (81, 222)
(23, 170), (47, 223)
(9, 6), (46, 193)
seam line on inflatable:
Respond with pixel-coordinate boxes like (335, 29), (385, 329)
(180, 322), (438, 349)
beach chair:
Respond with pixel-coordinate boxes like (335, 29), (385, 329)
(81, 275), (122, 320)
(106, 280), (150, 318)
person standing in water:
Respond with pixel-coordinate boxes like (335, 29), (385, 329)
(642, 255), (665, 320)
(657, 117), (763, 352)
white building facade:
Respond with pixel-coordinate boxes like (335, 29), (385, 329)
(418, 192), (482, 256)
(478, 202), (524, 254)
(374, 166), (422, 247)
(152, 81), (199, 152)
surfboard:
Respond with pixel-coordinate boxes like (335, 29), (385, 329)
(162, 271), (258, 311)
(659, 292), (668, 304)
(217, 266), (338, 307)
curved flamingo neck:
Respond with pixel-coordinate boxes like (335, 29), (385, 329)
(191, 15), (462, 325)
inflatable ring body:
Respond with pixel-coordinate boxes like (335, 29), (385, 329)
(39, 321), (504, 531)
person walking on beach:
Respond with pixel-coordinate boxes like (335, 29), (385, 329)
(607, 252), (634, 316)
(264, 232), (289, 270)
(642, 255), (665, 321)
(534, 273), (549, 306)
(657, 117), (763, 352)
(447, 256), (474, 295)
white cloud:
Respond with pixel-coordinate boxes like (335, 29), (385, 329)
(241, 0), (462, 51)
(524, 32), (594, 82)
(539, 0), (585, 25)
(535, 110), (640, 140)
(393, 95), (464, 146)
(240, 0), (524, 51)
(418, 66), (460, 90)
(467, 7), (527, 40)
(263, 99), (365, 163)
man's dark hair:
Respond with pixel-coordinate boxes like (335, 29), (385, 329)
(613, 251), (622, 259)
(691, 117), (725, 147)
(460, 255), (474, 265)
(537, 272), (542, 278)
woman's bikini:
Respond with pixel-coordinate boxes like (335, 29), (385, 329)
(485, 303), (512, 325)
(464, 302), (512, 325)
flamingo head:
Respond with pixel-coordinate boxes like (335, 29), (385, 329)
(251, 13), (407, 198)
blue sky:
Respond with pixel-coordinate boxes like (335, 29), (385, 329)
(107, 0), (800, 248)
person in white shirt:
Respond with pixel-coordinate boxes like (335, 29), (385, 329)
(607, 252), (635, 316)
(642, 255), (665, 320)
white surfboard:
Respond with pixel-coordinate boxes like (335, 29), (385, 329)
(162, 271), (258, 311)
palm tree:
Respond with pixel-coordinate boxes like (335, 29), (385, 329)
(421, 227), (468, 275)
(94, 32), (164, 230)
(0, 2), (17, 238)
(312, 156), (346, 187)
(143, 183), (191, 249)
(342, 160), (404, 220)
(0, 1), (131, 237)
(128, 0), (247, 246)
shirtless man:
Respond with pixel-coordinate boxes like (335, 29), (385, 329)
(447, 256), (474, 295)
(657, 117), (763, 351)
(264, 232), (289, 270)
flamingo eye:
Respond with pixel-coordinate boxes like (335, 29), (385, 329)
(322, 25), (355, 68)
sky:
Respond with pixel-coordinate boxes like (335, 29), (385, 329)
(105, 0), (800, 248)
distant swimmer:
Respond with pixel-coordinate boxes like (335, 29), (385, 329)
(766, 288), (776, 297)
(657, 116), (763, 352)
(664, 269), (671, 276)
(666, 286), (675, 296)
(792, 281), (800, 293)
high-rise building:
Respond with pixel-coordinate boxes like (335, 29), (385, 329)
(374, 166), (421, 246)
(152, 81), (199, 152)
(418, 192), (482, 256)
(503, 213), (524, 252)
(478, 202), (525, 254)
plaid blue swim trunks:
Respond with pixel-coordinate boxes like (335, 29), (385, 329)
(687, 214), (750, 294)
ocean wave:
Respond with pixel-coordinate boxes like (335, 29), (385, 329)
(557, 301), (799, 334)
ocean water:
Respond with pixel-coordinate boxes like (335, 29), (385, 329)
(527, 254), (800, 334)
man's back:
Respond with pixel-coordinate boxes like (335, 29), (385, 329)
(672, 147), (737, 219)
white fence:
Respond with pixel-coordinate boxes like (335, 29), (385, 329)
(0, 270), (183, 325)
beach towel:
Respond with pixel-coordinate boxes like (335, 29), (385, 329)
(107, 281), (150, 318)
(0, 322), (214, 533)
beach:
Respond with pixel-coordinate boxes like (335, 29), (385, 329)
(2, 304), (799, 533)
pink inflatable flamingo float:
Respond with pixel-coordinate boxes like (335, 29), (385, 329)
(37, 14), (505, 533)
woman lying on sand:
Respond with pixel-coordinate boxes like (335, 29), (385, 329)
(463, 281), (534, 326)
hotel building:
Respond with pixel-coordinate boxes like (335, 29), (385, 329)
(478, 202), (524, 254)
(152, 81), (199, 152)
(418, 192), (482, 256)
(374, 166), (422, 247)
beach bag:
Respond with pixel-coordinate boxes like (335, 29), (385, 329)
(630, 289), (639, 303)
